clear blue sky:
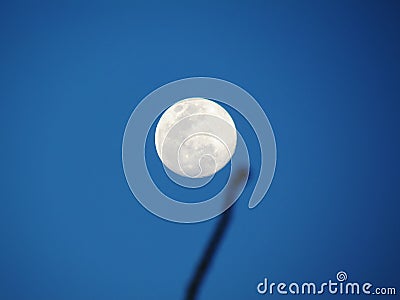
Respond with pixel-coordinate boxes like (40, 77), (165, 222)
(1, 1), (399, 299)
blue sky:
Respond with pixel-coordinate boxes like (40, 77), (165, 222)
(1, 1), (399, 299)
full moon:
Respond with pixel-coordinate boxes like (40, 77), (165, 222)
(155, 97), (237, 178)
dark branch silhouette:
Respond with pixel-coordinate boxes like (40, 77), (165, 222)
(185, 169), (248, 300)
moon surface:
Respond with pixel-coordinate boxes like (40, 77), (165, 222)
(155, 97), (237, 178)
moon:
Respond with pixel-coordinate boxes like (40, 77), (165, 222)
(155, 97), (237, 178)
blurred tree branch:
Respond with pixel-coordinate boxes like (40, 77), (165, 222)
(185, 169), (248, 300)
